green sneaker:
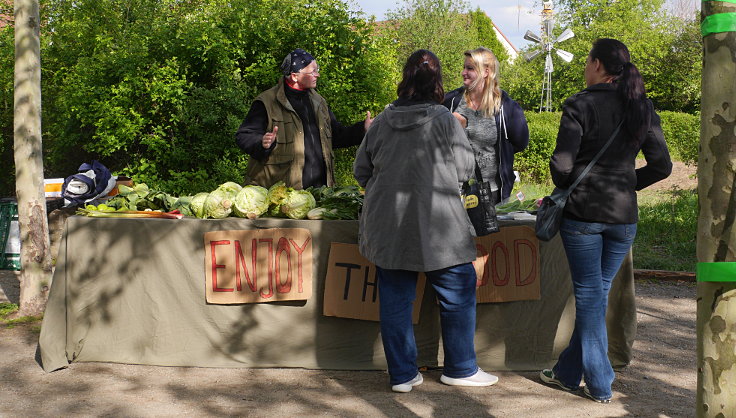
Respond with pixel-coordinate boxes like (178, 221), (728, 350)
(539, 369), (577, 391)
(583, 386), (612, 403)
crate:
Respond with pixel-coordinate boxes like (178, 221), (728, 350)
(0, 199), (21, 271)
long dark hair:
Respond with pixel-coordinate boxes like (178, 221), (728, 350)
(589, 38), (650, 145)
(396, 49), (444, 103)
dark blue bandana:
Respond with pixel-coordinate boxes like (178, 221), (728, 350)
(280, 48), (315, 75)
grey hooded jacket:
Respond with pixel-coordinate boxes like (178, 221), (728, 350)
(353, 102), (477, 272)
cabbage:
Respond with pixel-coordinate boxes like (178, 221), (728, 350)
(190, 192), (209, 218)
(204, 188), (236, 219)
(307, 207), (337, 220)
(217, 181), (243, 194)
(171, 195), (194, 217)
(233, 185), (269, 219)
(281, 190), (316, 220)
(267, 181), (291, 217)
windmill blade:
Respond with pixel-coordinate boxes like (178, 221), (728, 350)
(524, 48), (543, 62)
(555, 49), (574, 63)
(524, 30), (542, 44)
(545, 53), (554, 73)
(555, 28), (575, 44)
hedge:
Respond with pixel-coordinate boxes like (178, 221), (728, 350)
(510, 110), (699, 185)
(335, 110), (700, 187)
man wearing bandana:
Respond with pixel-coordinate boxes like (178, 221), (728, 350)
(236, 48), (373, 189)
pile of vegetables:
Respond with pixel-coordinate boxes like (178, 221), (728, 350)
(76, 204), (184, 219)
(78, 181), (364, 221)
(495, 197), (540, 214)
(306, 185), (363, 220)
(105, 183), (194, 216)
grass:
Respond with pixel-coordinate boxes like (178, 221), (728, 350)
(0, 302), (43, 330)
(0, 302), (18, 318)
(511, 182), (697, 272)
(634, 187), (697, 272)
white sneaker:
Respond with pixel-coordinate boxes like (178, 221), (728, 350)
(440, 369), (498, 387)
(391, 373), (423, 393)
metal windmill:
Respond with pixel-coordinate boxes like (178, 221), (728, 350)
(523, 1), (574, 111)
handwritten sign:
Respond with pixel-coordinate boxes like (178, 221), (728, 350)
(472, 225), (540, 303)
(204, 228), (313, 304)
(323, 243), (426, 323)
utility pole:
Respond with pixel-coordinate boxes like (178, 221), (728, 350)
(13, 0), (52, 316)
(696, 0), (736, 416)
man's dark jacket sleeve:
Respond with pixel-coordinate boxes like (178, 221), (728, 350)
(235, 101), (275, 161)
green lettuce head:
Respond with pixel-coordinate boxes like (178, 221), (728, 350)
(217, 181), (243, 194)
(204, 188), (236, 219)
(281, 189), (317, 220)
(267, 181), (291, 217)
(190, 192), (209, 219)
(233, 185), (269, 219)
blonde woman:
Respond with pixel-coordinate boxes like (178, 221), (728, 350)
(443, 47), (529, 204)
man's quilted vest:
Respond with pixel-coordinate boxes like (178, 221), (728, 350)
(246, 78), (334, 189)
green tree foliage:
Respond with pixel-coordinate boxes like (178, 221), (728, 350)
(504, 0), (701, 113)
(0, 0), (395, 196)
(385, 0), (479, 89)
(0, 20), (13, 196)
(514, 111), (560, 184)
(659, 111), (699, 165)
(513, 110), (698, 184)
(468, 7), (509, 65)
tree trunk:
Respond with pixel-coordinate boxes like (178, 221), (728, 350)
(696, 1), (736, 415)
(13, 0), (51, 316)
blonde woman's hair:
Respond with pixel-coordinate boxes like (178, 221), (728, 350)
(463, 47), (501, 117)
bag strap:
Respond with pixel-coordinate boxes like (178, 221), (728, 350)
(473, 160), (484, 183)
(559, 119), (624, 199)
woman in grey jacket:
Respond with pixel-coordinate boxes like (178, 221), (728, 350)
(539, 38), (672, 403)
(354, 50), (497, 393)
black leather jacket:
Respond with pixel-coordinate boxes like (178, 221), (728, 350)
(550, 83), (672, 224)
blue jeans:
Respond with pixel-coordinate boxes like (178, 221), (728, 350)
(377, 263), (478, 385)
(553, 218), (636, 400)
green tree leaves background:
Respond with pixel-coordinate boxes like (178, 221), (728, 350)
(504, 0), (701, 112)
(0, 0), (702, 196)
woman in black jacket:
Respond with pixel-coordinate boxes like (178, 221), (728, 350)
(539, 38), (671, 403)
(443, 47), (529, 203)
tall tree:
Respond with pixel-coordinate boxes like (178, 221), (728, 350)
(504, 0), (701, 112)
(13, 0), (52, 316)
(696, 1), (736, 414)
(385, 0), (478, 89)
(4, 0), (394, 196)
(468, 8), (509, 64)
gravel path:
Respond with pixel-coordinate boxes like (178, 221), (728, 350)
(0, 273), (696, 417)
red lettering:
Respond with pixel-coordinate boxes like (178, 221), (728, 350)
(234, 239), (257, 292)
(491, 241), (510, 286)
(473, 243), (490, 287)
(275, 237), (292, 293)
(210, 240), (233, 292)
(515, 239), (537, 286)
(259, 238), (274, 299)
(289, 237), (311, 293)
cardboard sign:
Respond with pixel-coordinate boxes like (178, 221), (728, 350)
(472, 225), (540, 303)
(204, 228), (313, 304)
(323, 243), (426, 323)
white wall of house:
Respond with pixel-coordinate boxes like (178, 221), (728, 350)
(492, 21), (519, 62)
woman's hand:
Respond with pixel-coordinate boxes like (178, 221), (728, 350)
(452, 112), (467, 129)
(364, 111), (374, 131)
